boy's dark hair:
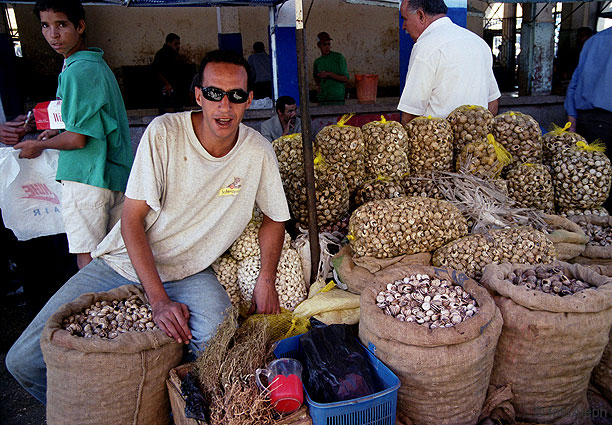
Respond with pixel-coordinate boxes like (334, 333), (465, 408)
(166, 33), (180, 44)
(253, 41), (265, 53)
(404, 0), (447, 16)
(33, 0), (85, 28)
(197, 50), (253, 91)
(276, 96), (296, 113)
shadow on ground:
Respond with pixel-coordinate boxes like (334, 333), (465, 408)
(1, 292), (46, 425)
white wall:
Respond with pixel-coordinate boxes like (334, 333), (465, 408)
(14, 1), (400, 90)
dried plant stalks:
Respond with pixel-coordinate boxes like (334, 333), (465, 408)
(433, 170), (548, 233)
(192, 308), (278, 425)
(194, 307), (239, 395)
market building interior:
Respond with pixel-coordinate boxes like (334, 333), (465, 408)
(1, 0), (612, 423)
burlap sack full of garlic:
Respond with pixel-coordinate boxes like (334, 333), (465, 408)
(213, 217), (305, 311)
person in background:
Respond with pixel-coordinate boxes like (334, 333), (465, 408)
(260, 95), (302, 142)
(153, 33), (181, 110)
(247, 41), (272, 100)
(567, 27), (593, 77)
(397, 0), (500, 124)
(12, 0), (133, 270)
(0, 115), (35, 144)
(6, 49), (290, 405)
(565, 27), (611, 145)
(565, 27), (612, 212)
(313, 32), (349, 105)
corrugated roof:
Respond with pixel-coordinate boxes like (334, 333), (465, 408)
(124, 0), (284, 6)
(0, 0), (285, 5)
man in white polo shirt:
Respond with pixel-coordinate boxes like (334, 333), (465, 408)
(398, 0), (500, 124)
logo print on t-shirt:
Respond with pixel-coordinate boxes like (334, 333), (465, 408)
(219, 177), (242, 196)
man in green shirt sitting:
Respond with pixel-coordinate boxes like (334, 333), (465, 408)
(313, 32), (349, 105)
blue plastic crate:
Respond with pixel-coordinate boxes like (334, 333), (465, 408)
(274, 334), (400, 425)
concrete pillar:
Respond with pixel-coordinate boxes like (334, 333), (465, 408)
(216, 7), (243, 55)
(518, 3), (554, 96)
(400, 0), (467, 93)
(500, 3), (516, 69)
(272, 1), (299, 104)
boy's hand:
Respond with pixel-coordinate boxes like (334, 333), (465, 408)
(14, 139), (45, 159)
(38, 129), (60, 141)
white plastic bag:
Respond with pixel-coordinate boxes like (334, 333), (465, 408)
(0, 147), (64, 240)
(293, 228), (347, 289)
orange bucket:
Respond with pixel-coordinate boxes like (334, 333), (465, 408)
(355, 74), (378, 104)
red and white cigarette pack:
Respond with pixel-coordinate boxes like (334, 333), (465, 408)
(34, 100), (65, 131)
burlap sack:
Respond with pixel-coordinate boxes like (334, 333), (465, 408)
(571, 256), (612, 266)
(42, 284), (183, 425)
(592, 327), (612, 403)
(587, 259), (612, 404)
(481, 262), (612, 424)
(542, 213), (588, 260)
(569, 215), (612, 260)
(331, 244), (431, 294)
(359, 265), (502, 425)
(585, 264), (612, 277)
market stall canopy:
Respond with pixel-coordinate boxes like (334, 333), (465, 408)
(0, 0), (286, 5)
(120, 0), (286, 6)
(344, 0), (600, 5)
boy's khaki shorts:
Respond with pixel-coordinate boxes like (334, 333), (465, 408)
(61, 180), (125, 254)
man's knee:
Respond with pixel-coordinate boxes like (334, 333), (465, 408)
(5, 344), (20, 377)
(6, 341), (29, 383)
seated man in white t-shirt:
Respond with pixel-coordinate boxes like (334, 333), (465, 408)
(398, 0), (500, 124)
(6, 50), (291, 404)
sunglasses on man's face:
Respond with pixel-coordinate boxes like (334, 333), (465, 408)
(198, 86), (250, 104)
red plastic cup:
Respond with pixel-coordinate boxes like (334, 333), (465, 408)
(256, 358), (304, 414)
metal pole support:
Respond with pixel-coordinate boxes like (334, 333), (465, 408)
(295, 0), (320, 285)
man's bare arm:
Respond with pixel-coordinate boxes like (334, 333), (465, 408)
(250, 215), (285, 314)
(401, 112), (418, 125)
(488, 98), (499, 116)
(14, 130), (86, 158)
(121, 197), (191, 344)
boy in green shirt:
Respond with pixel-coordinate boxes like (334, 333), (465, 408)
(15, 0), (133, 269)
(313, 32), (349, 105)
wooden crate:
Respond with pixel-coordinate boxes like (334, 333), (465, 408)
(166, 363), (312, 425)
(167, 363), (203, 425)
